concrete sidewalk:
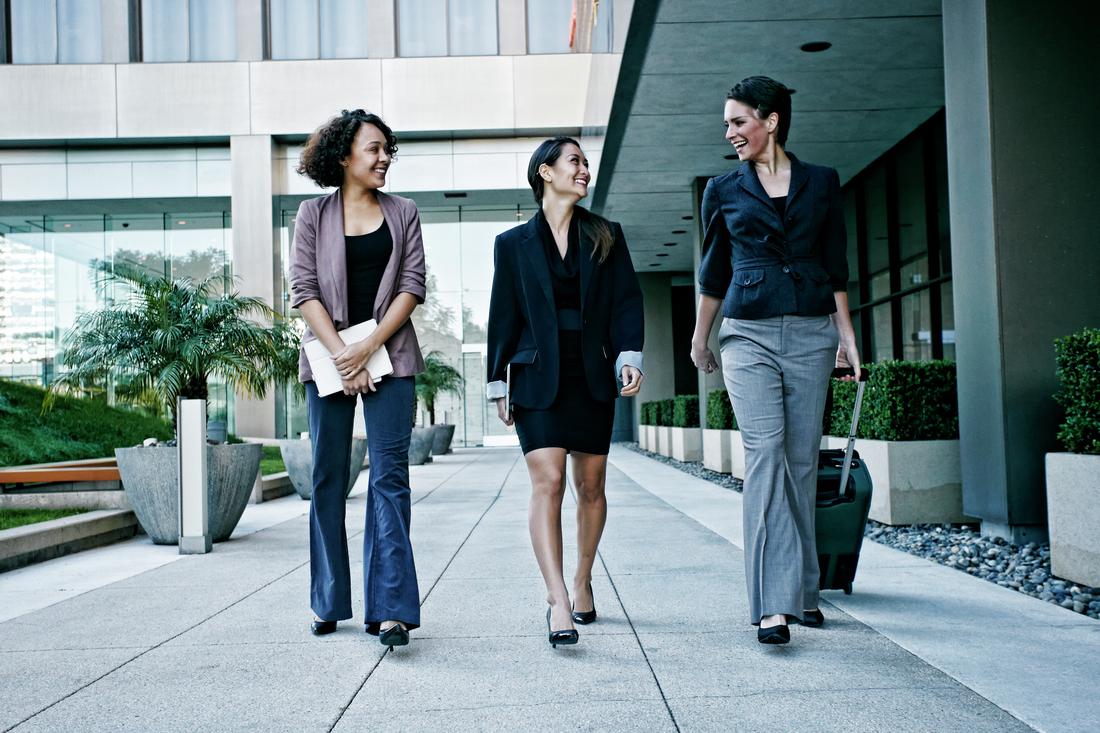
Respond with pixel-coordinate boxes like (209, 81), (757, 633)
(0, 446), (1092, 732)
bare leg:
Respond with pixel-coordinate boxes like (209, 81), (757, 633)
(570, 451), (608, 612)
(525, 447), (574, 632)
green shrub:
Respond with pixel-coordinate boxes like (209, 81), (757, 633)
(706, 389), (737, 430)
(657, 399), (674, 427)
(0, 379), (173, 467)
(639, 401), (655, 425)
(672, 395), (700, 428)
(826, 361), (958, 441)
(1054, 327), (1100, 454)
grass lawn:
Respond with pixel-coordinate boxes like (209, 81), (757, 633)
(260, 445), (286, 476)
(0, 508), (87, 532)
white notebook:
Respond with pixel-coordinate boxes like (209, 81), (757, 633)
(304, 319), (394, 397)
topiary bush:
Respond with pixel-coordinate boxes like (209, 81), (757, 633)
(706, 389), (736, 430)
(826, 361), (958, 441)
(1054, 327), (1100, 454)
(672, 395), (700, 428)
(657, 399), (674, 427)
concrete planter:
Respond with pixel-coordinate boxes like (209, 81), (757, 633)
(409, 427), (434, 465)
(641, 425), (656, 451)
(115, 444), (261, 545)
(655, 426), (672, 457)
(669, 427), (702, 462)
(1046, 452), (1100, 587)
(279, 438), (368, 501)
(728, 430), (746, 480)
(430, 423), (456, 455)
(702, 429), (732, 473)
(825, 437), (970, 526)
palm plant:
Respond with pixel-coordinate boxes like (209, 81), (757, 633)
(414, 351), (464, 426)
(47, 265), (300, 429)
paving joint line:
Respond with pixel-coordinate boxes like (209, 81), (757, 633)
(326, 451), (520, 732)
(566, 475), (681, 733)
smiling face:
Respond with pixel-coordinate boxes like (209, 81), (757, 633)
(540, 143), (591, 202)
(724, 98), (778, 162)
(341, 123), (392, 190)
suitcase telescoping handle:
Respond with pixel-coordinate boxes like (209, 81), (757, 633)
(831, 367), (869, 501)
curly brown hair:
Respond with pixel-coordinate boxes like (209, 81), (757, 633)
(296, 109), (398, 189)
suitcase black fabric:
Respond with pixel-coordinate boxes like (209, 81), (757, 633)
(815, 368), (873, 594)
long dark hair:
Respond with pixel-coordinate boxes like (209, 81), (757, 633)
(727, 76), (795, 146)
(527, 136), (614, 264)
(296, 109), (398, 188)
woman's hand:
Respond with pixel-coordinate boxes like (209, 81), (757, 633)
(333, 338), (379, 380)
(835, 334), (862, 382)
(495, 397), (513, 427)
(620, 366), (644, 397)
(341, 369), (376, 396)
(690, 338), (719, 374)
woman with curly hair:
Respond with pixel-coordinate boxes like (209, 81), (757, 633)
(288, 109), (426, 650)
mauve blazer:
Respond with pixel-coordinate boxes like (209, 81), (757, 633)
(288, 189), (427, 383)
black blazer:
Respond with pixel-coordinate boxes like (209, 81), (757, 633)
(698, 153), (848, 319)
(487, 213), (644, 408)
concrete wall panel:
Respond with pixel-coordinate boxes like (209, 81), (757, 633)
(0, 66), (116, 140)
(514, 55), (591, 129)
(116, 64), (250, 138)
(382, 57), (515, 132)
(67, 163), (133, 199)
(250, 60), (385, 135)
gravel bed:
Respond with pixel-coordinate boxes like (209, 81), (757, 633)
(622, 442), (1100, 620)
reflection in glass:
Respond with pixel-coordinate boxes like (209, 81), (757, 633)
(901, 291), (931, 362)
(58, 0), (103, 63)
(11, 0), (57, 64)
(448, 0), (497, 56)
(871, 303), (893, 363)
(940, 282), (956, 361)
(526, 0), (572, 54)
(591, 0), (613, 52)
(320, 0), (369, 58)
(189, 0), (236, 61)
(142, 0), (189, 62)
(397, 0), (448, 57)
(270, 0), (321, 60)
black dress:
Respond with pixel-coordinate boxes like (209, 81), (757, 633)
(346, 221), (393, 327)
(512, 212), (616, 455)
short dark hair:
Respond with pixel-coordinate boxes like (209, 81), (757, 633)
(296, 109), (398, 189)
(727, 76), (796, 146)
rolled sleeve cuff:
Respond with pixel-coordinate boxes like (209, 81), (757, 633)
(486, 380), (507, 400)
(698, 284), (726, 299)
(615, 351), (644, 378)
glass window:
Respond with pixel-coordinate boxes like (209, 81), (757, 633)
(591, 0), (613, 53)
(57, 0), (102, 63)
(320, 0), (369, 59)
(901, 290), (932, 361)
(142, 0), (189, 62)
(270, 0), (320, 60)
(448, 0), (497, 56)
(189, 0), (236, 61)
(871, 303), (894, 363)
(11, 0), (58, 64)
(397, 0), (448, 57)
(526, 0), (572, 54)
(940, 282), (956, 360)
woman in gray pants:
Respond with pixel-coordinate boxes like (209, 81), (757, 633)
(691, 77), (861, 644)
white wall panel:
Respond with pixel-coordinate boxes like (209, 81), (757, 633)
(196, 160), (232, 196)
(514, 54), (591, 129)
(382, 57), (514, 132)
(133, 161), (199, 198)
(67, 162), (133, 199)
(453, 153), (519, 190)
(116, 63), (250, 137)
(0, 66), (116, 140)
(1, 164), (68, 200)
(386, 153), (454, 191)
(250, 60), (384, 135)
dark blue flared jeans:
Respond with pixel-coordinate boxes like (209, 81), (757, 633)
(306, 377), (420, 632)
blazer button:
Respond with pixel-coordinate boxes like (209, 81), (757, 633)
(782, 266), (790, 273)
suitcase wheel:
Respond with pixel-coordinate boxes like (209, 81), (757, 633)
(843, 582), (853, 595)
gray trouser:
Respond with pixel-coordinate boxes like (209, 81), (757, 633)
(719, 315), (838, 624)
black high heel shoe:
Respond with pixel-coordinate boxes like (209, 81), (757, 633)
(571, 583), (597, 625)
(378, 623), (410, 651)
(311, 620), (337, 636)
(546, 607), (579, 648)
(757, 619), (790, 645)
(800, 609), (824, 628)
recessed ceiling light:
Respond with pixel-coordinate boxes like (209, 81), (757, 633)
(63, 223), (72, 228)
(177, 220), (187, 225)
(662, 242), (676, 247)
(656, 253), (669, 257)
(800, 41), (832, 53)
(648, 263), (661, 267)
(671, 229), (686, 235)
(724, 153), (738, 160)
(443, 192), (467, 198)
(681, 215), (693, 220)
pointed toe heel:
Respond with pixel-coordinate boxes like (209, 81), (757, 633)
(571, 584), (597, 625)
(757, 623), (790, 645)
(546, 607), (579, 649)
(800, 609), (824, 628)
(379, 624), (410, 651)
(311, 620), (337, 636)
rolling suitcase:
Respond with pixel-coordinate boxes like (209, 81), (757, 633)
(815, 367), (872, 594)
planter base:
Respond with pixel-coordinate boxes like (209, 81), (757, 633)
(1046, 453), (1100, 587)
(702, 429), (731, 473)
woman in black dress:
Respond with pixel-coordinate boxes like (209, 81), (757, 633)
(486, 137), (644, 648)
